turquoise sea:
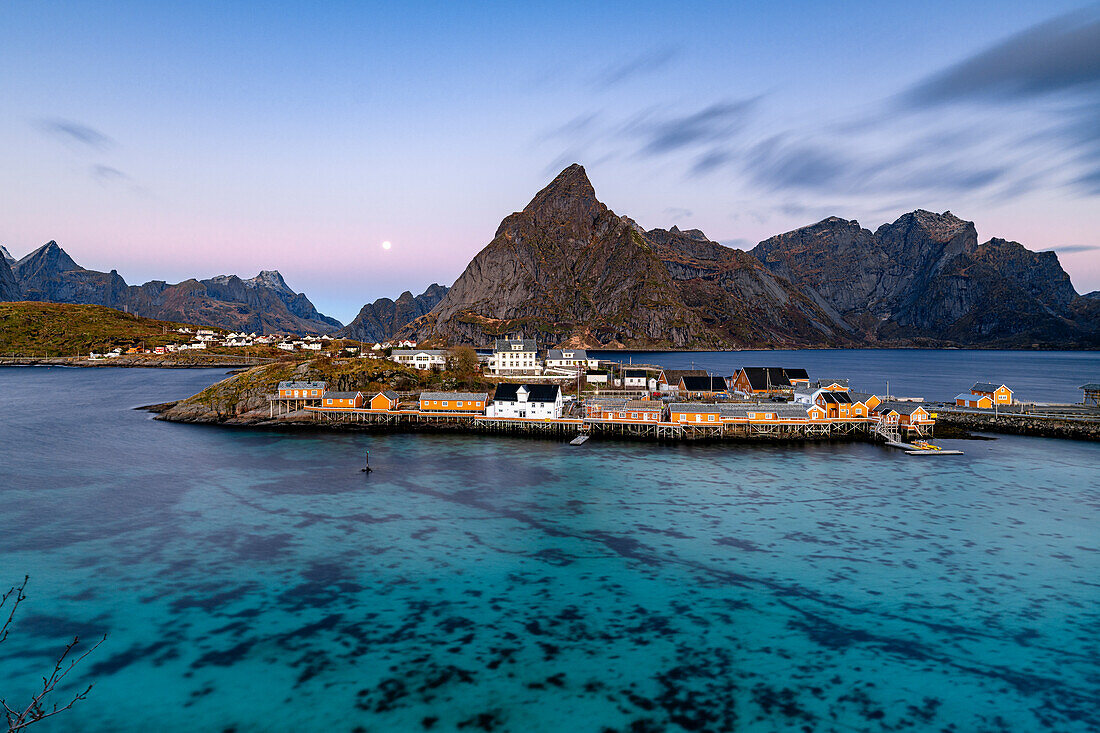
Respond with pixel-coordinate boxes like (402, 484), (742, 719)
(1, 355), (1099, 732)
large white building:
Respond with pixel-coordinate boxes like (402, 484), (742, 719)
(486, 383), (563, 419)
(545, 348), (598, 372)
(489, 339), (541, 375)
(391, 349), (448, 370)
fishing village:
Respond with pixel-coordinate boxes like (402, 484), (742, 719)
(163, 338), (1092, 452)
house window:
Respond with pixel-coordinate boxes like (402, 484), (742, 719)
(442, 401), (448, 406)
(631, 413), (637, 419)
(679, 415), (686, 422)
(457, 401), (464, 407)
(708, 415), (715, 422)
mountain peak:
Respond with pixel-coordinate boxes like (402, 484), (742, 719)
(520, 164), (602, 234)
(15, 240), (81, 274)
(248, 269), (293, 293)
(0, 245), (13, 265)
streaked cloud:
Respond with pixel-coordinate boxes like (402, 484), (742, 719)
(663, 207), (693, 221)
(91, 164), (129, 182)
(1043, 244), (1100, 254)
(593, 47), (680, 89)
(35, 118), (114, 150)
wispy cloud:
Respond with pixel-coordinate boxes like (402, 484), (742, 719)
(35, 118), (114, 150)
(1043, 244), (1100, 254)
(593, 47), (679, 89)
(663, 206), (693, 221)
(90, 164), (130, 183)
(903, 10), (1100, 106)
(537, 8), (1100, 207)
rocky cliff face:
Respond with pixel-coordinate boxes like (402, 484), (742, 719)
(338, 284), (449, 342)
(5, 241), (341, 334)
(0, 253), (20, 300)
(0, 245), (14, 265)
(751, 211), (1098, 346)
(404, 165), (720, 348)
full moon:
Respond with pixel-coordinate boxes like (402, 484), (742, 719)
(381, 240), (392, 250)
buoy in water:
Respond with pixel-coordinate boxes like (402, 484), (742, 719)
(362, 449), (372, 473)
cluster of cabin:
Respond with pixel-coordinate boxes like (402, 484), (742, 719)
(277, 362), (935, 436)
(954, 382), (1014, 409)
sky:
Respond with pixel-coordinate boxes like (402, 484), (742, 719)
(2, 0), (1099, 323)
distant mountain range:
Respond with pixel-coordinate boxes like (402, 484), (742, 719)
(0, 241), (341, 334)
(4, 164), (1097, 347)
(336, 284), (449, 342)
(400, 164), (1099, 348)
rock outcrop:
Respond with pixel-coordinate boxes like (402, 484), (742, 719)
(338, 284), (449, 342)
(5, 241), (342, 334)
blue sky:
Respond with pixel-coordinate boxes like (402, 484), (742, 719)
(2, 1), (1099, 322)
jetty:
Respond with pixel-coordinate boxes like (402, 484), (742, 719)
(884, 440), (964, 456)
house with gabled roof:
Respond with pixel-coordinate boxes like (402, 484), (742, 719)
(370, 391), (400, 410)
(419, 392), (488, 413)
(969, 382), (1013, 405)
(489, 339), (541, 375)
(278, 381), (326, 399)
(678, 375), (728, 398)
(322, 391), (364, 408)
(656, 369), (707, 392)
(487, 383), (563, 419)
(729, 367), (809, 396)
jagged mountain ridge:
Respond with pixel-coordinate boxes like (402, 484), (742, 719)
(402, 165), (1095, 348)
(336, 284), (449, 342)
(5, 241), (342, 334)
(750, 211), (1096, 346)
(402, 165), (849, 348)
(0, 252), (20, 300)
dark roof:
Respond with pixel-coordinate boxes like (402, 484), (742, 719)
(680, 375), (727, 391)
(624, 369), (649, 378)
(873, 401), (927, 415)
(625, 400), (661, 410)
(378, 390), (399, 400)
(493, 383), (561, 403)
(494, 338), (537, 352)
(323, 391), (362, 398)
(818, 391), (853, 404)
(971, 382), (1008, 393)
(660, 369), (707, 382)
(737, 367), (805, 391)
(1080, 383), (1100, 390)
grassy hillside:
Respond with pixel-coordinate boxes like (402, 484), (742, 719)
(0, 301), (211, 355)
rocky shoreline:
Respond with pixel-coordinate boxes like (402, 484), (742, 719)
(935, 410), (1100, 442)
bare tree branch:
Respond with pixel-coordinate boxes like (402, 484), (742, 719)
(1, 577), (104, 733)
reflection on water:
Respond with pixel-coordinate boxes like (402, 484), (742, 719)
(1, 366), (1098, 732)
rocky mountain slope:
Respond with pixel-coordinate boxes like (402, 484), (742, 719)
(403, 165), (847, 348)
(5, 241), (341, 334)
(337, 284), (448, 342)
(0, 250), (20, 300)
(751, 211), (1097, 346)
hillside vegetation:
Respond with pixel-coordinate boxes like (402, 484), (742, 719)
(0, 302), (207, 355)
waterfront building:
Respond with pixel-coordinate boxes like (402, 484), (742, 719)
(656, 369), (707, 392)
(623, 369), (651, 389)
(584, 397), (626, 418)
(969, 382), (1013, 405)
(678, 375), (728, 398)
(873, 401), (935, 434)
(278, 381), (326, 399)
(585, 371), (609, 385)
(1081, 383), (1100, 407)
(545, 349), (597, 371)
(606, 400), (663, 422)
(487, 384), (563, 419)
(729, 367), (809, 396)
(669, 403), (722, 424)
(419, 392), (488, 413)
(955, 393), (994, 408)
(489, 339), (541, 375)
(370, 391), (400, 410)
(322, 391), (364, 408)
(391, 349), (448, 370)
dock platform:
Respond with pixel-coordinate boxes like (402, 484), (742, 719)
(884, 440), (963, 456)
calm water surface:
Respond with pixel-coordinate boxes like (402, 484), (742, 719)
(1, 362), (1098, 732)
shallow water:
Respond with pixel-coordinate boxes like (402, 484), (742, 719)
(1, 365), (1098, 732)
